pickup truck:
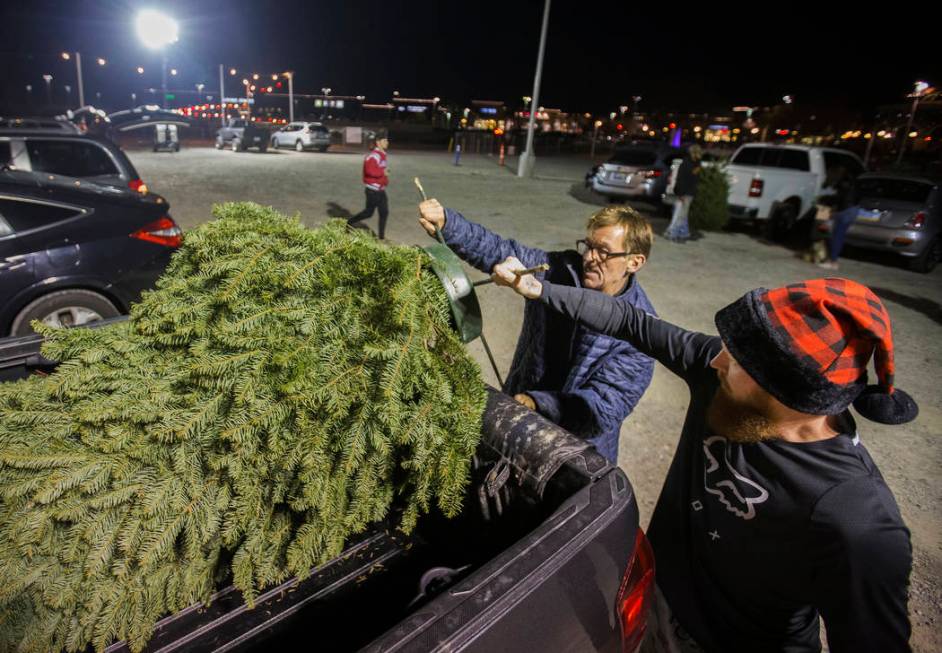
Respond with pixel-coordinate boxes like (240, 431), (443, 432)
(724, 144), (865, 241)
(0, 320), (655, 653)
(215, 118), (270, 153)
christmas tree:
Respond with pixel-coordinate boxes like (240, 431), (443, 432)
(690, 164), (730, 232)
(0, 203), (486, 653)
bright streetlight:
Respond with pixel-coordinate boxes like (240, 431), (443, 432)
(97, 57), (106, 66)
(170, 68), (178, 76)
(135, 9), (179, 109)
(61, 52), (70, 60)
(135, 9), (179, 49)
(137, 66), (145, 74)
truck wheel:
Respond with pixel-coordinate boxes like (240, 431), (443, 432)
(764, 203), (798, 242)
(231, 139), (241, 152)
(10, 290), (120, 337)
(909, 236), (941, 273)
(215, 138), (224, 150)
(295, 140), (304, 152)
(318, 145), (329, 153)
(272, 139), (279, 149)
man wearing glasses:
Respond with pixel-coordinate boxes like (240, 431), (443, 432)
(417, 200), (656, 463)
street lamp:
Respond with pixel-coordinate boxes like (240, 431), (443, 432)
(97, 57), (106, 66)
(282, 71), (295, 122)
(135, 9), (179, 109)
(196, 83), (205, 102)
(896, 80), (932, 165)
(42, 74), (53, 105)
(517, 0), (551, 178)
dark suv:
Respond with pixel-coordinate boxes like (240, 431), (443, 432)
(0, 168), (180, 336)
(0, 130), (149, 193)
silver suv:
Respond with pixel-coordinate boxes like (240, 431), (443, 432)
(271, 122), (331, 152)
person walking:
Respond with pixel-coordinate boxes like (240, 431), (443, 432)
(664, 145), (703, 243)
(349, 130), (390, 239)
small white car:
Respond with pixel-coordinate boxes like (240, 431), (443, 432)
(270, 122), (331, 152)
(725, 144), (865, 240)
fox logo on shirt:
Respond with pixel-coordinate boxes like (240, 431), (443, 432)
(702, 436), (769, 520)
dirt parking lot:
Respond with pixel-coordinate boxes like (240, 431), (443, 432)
(133, 145), (942, 651)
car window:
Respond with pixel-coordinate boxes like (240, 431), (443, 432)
(855, 178), (934, 204)
(26, 140), (120, 178)
(0, 197), (82, 234)
(731, 147), (763, 165)
(778, 149), (810, 171)
(609, 149), (657, 166)
(0, 141), (11, 167)
(312, 125), (329, 134)
(232, 120), (246, 128)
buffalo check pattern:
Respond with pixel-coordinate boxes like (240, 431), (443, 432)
(760, 278), (895, 392)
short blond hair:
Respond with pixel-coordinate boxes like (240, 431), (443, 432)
(585, 206), (653, 258)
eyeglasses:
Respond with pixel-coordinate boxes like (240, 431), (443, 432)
(576, 239), (630, 262)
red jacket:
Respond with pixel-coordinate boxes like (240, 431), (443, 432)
(363, 148), (388, 190)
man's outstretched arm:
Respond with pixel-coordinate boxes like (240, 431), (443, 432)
(491, 256), (720, 380)
(418, 200), (548, 272)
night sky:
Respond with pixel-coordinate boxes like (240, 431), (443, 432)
(1, 0), (938, 115)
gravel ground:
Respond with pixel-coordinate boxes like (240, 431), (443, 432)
(133, 146), (942, 652)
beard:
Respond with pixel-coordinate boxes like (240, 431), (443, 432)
(706, 383), (779, 444)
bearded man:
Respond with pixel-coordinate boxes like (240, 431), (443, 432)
(490, 264), (917, 653)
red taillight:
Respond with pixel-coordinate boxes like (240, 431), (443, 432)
(128, 178), (148, 194)
(749, 178), (764, 198)
(617, 528), (655, 653)
(130, 216), (182, 248)
(643, 169), (663, 179)
(905, 211), (926, 229)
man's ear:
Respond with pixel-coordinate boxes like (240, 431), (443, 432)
(627, 253), (646, 273)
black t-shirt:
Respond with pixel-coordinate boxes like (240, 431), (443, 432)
(539, 282), (913, 653)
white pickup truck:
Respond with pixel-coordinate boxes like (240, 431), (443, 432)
(725, 144), (865, 240)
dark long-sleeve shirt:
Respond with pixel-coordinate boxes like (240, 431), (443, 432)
(538, 281), (913, 653)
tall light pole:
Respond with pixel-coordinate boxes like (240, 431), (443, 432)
(219, 64), (226, 126)
(135, 9), (179, 109)
(517, 0), (551, 178)
(896, 81), (930, 166)
(284, 71), (295, 122)
(62, 52), (85, 107)
(196, 83), (205, 103)
(42, 74), (53, 105)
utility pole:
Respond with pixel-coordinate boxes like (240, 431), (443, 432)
(75, 52), (85, 107)
(219, 64), (225, 126)
(517, 0), (551, 178)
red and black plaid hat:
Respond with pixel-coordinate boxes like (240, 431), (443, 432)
(714, 278), (918, 424)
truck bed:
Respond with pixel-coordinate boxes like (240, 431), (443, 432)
(0, 326), (643, 653)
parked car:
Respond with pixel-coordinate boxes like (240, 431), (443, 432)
(271, 121), (331, 152)
(816, 173), (941, 273)
(0, 116), (81, 133)
(0, 130), (149, 193)
(587, 144), (679, 203)
(0, 169), (180, 336)
(725, 144), (865, 240)
(215, 118), (270, 152)
(0, 330), (655, 652)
